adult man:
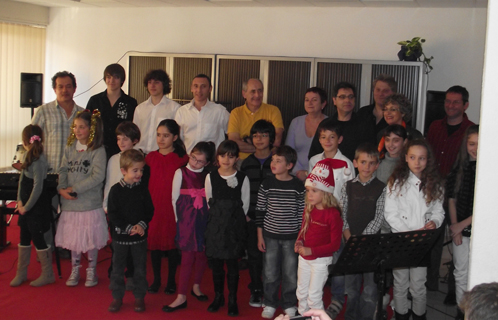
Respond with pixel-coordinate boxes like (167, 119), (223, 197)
(175, 74), (229, 153)
(133, 69), (180, 154)
(87, 63), (137, 158)
(426, 85), (475, 300)
(357, 74), (397, 136)
(308, 82), (375, 162)
(32, 71), (84, 173)
(227, 78), (284, 160)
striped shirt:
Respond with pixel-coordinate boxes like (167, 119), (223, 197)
(255, 176), (305, 240)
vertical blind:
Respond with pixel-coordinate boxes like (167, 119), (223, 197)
(172, 57), (212, 103)
(0, 22), (45, 168)
(128, 56), (167, 105)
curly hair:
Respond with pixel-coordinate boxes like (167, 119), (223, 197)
(387, 139), (444, 204)
(384, 93), (413, 123)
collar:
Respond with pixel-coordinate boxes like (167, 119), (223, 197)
(119, 178), (140, 189)
(242, 102), (265, 115)
(352, 175), (376, 186)
(186, 163), (204, 173)
(75, 140), (88, 152)
(188, 99), (210, 110)
(408, 171), (422, 187)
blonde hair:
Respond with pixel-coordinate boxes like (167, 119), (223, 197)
(298, 189), (341, 240)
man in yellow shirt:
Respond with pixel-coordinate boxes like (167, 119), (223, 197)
(227, 78), (284, 160)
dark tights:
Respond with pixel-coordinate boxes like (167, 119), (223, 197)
(151, 249), (180, 286)
(20, 225), (47, 250)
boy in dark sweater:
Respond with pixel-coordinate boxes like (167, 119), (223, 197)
(240, 120), (276, 308)
(255, 146), (306, 318)
(107, 149), (154, 313)
(341, 143), (386, 320)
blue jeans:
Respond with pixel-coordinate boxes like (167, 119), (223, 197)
(110, 240), (148, 299)
(345, 272), (377, 320)
(330, 240), (345, 305)
(263, 236), (298, 309)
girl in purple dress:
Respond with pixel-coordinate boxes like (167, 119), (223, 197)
(162, 141), (216, 312)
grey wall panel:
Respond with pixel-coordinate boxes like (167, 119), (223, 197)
(217, 59), (260, 111)
(128, 56), (166, 104)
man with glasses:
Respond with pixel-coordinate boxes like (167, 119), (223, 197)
(308, 82), (374, 162)
(175, 74), (229, 153)
(426, 85), (475, 307)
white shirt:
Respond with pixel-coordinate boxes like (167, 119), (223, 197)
(103, 153), (122, 212)
(384, 172), (445, 233)
(308, 150), (355, 201)
(175, 100), (229, 153)
(133, 95), (180, 153)
(205, 171), (250, 215)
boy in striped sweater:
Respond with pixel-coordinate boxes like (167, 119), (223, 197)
(255, 146), (306, 319)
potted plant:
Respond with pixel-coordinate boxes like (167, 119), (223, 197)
(397, 37), (434, 73)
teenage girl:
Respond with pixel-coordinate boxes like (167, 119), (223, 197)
(11, 125), (55, 287)
(56, 110), (109, 287)
(204, 140), (250, 317)
(384, 139), (445, 320)
(376, 124), (408, 184)
(163, 141), (216, 312)
(146, 119), (188, 294)
(295, 158), (344, 316)
(446, 125), (479, 319)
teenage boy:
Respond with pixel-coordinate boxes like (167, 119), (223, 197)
(107, 149), (154, 313)
(103, 121), (141, 287)
(308, 122), (355, 319)
(87, 63), (138, 159)
(255, 146), (306, 319)
(341, 143), (386, 320)
(240, 120), (276, 308)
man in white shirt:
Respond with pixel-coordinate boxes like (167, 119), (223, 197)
(133, 69), (180, 154)
(175, 74), (229, 153)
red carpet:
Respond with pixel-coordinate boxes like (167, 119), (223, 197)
(0, 214), (339, 320)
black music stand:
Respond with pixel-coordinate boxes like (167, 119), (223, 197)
(331, 227), (443, 320)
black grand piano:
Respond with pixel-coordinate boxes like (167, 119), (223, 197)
(0, 171), (61, 276)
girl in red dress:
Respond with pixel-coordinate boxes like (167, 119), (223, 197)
(145, 119), (188, 294)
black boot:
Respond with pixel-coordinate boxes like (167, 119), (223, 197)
(148, 250), (162, 293)
(395, 310), (411, 320)
(227, 274), (239, 316)
(412, 312), (427, 320)
(208, 268), (225, 312)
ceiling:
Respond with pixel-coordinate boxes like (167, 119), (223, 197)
(9, 0), (489, 8)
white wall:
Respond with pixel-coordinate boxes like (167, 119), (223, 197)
(44, 6), (486, 124)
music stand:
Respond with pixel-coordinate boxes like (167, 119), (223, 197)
(331, 227), (443, 320)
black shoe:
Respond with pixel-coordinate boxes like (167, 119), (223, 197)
(455, 307), (465, 320)
(191, 289), (208, 301)
(444, 291), (457, 306)
(147, 280), (161, 293)
(207, 293), (225, 312)
(249, 290), (262, 307)
(164, 284), (176, 295)
(162, 300), (187, 312)
(228, 295), (239, 317)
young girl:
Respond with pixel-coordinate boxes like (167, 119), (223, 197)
(146, 119), (188, 294)
(376, 124), (408, 184)
(56, 110), (109, 287)
(296, 158), (344, 315)
(10, 125), (55, 287)
(163, 141), (216, 312)
(204, 140), (250, 317)
(446, 125), (479, 319)
(384, 139), (445, 320)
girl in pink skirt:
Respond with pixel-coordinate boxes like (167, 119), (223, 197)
(56, 110), (109, 287)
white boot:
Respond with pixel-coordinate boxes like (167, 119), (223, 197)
(66, 265), (81, 286)
(85, 267), (98, 287)
(30, 245), (55, 287)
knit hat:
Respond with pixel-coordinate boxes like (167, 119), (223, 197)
(305, 158), (349, 193)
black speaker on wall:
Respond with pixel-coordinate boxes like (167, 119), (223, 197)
(20, 73), (43, 108)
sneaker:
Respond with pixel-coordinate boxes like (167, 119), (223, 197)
(284, 307), (297, 317)
(85, 267), (98, 287)
(66, 265), (81, 287)
(261, 306), (276, 319)
(325, 300), (342, 320)
(249, 290), (263, 307)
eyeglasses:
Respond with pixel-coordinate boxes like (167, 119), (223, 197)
(383, 107), (400, 113)
(336, 95), (355, 100)
(252, 133), (269, 139)
(190, 154), (207, 165)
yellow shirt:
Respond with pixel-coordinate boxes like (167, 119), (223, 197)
(228, 103), (284, 159)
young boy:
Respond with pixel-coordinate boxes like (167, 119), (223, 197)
(103, 121), (141, 287)
(240, 120), (276, 308)
(308, 122), (355, 319)
(107, 149), (154, 313)
(342, 143), (386, 320)
(255, 146), (306, 319)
